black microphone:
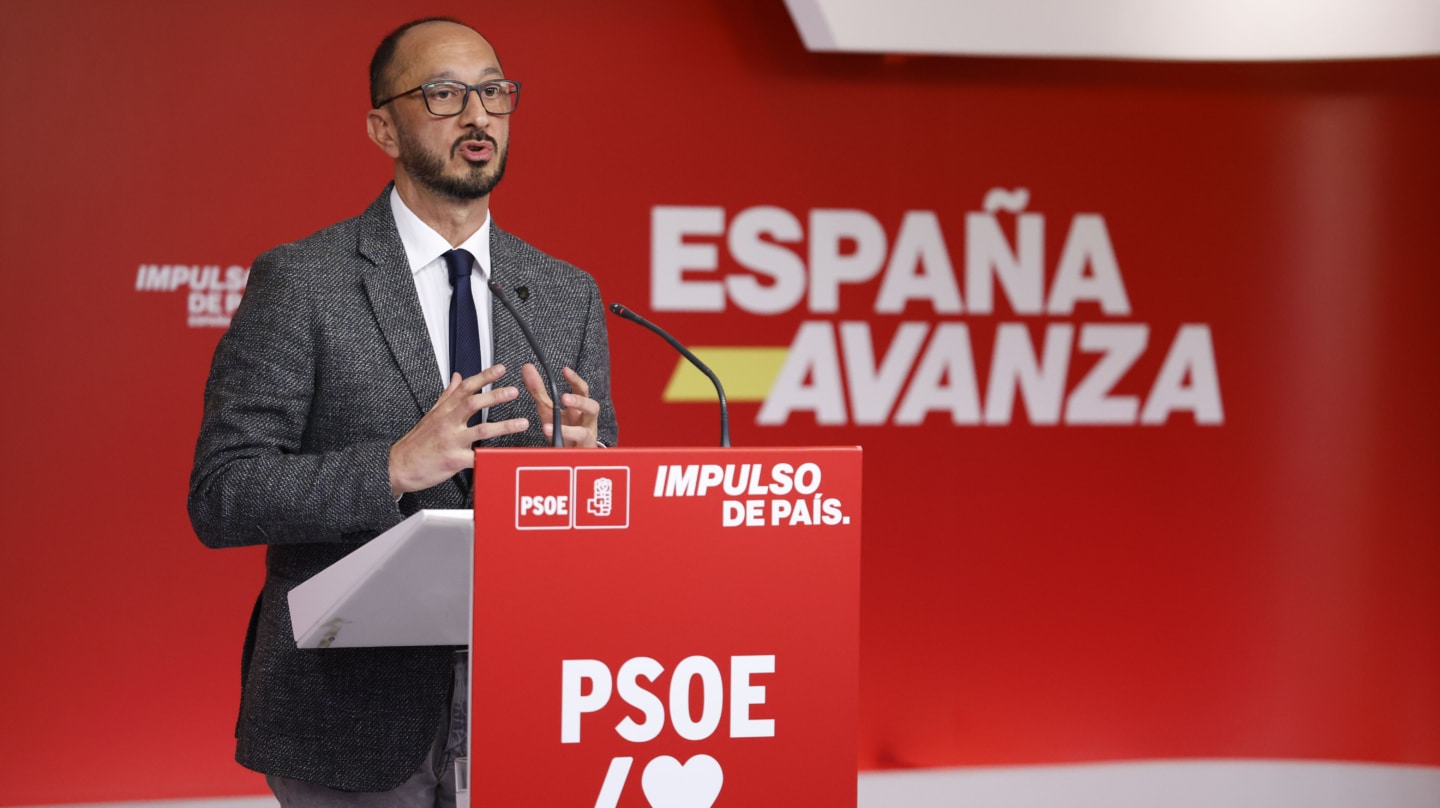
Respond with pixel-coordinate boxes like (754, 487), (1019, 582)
(609, 302), (730, 448)
(490, 281), (565, 448)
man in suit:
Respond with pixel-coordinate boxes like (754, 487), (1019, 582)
(188, 17), (616, 805)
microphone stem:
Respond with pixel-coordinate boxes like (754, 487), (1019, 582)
(659, 333), (730, 448)
(490, 282), (565, 448)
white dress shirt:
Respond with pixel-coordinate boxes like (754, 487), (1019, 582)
(388, 187), (495, 392)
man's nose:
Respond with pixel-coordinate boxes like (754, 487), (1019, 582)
(460, 88), (492, 127)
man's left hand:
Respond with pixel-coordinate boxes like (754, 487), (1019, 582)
(522, 363), (601, 447)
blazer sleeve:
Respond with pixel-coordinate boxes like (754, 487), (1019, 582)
(187, 246), (404, 549)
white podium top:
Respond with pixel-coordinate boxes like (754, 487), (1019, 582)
(287, 510), (472, 649)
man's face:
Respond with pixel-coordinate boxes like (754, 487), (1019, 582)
(385, 22), (510, 201)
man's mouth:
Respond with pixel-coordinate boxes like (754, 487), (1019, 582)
(456, 138), (495, 162)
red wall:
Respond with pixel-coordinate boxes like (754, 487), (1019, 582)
(1, 1), (1437, 804)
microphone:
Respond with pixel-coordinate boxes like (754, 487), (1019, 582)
(490, 281), (565, 448)
(609, 302), (730, 447)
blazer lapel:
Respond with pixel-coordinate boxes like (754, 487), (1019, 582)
(487, 225), (539, 429)
(355, 188), (444, 416)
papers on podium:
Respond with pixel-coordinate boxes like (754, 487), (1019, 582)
(287, 509), (472, 649)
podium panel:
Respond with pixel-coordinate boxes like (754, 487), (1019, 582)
(471, 446), (861, 807)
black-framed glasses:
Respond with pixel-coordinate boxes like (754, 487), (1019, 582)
(374, 79), (521, 117)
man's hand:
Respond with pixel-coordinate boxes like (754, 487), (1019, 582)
(522, 363), (601, 448)
(388, 365), (530, 496)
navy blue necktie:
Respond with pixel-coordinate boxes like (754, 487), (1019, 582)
(445, 249), (484, 426)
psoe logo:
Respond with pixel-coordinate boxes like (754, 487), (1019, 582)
(516, 466), (630, 531)
(562, 654), (775, 807)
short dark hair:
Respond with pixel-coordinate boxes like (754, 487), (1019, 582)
(369, 17), (472, 107)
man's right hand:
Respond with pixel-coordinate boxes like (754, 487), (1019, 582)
(388, 364), (530, 497)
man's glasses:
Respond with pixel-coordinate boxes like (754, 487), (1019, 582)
(374, 79), (521, 117)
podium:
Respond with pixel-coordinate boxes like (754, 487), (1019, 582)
(290, 446), (861, 807)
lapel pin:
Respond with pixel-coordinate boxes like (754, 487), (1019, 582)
(516, 286), (530, 301)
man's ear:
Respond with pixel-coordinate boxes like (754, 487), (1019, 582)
(366, 109), (402, 158)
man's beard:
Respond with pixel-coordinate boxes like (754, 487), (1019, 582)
(397, 128), (508, 201)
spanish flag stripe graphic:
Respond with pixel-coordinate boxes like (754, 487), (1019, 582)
(660, 347), (789, 402)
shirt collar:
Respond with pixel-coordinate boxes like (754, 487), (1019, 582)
(388, 186), (492, 278)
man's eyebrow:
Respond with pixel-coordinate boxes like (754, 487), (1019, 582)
(424, 66), (504, 82)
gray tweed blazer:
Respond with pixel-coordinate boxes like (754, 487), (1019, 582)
(188, 186), (617, 790)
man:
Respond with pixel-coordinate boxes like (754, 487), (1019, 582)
(188, 17), (617, 804)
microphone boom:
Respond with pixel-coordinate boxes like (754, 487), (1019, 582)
(609, 302), (731, 448)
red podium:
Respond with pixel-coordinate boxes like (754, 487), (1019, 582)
(470, 446), (861, 807)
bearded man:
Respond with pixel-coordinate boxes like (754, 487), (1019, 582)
(189, 17), (617, 806)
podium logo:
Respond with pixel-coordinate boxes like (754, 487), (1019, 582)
(516, 466), (629, 530)
(588, 476), (614, 517)
(516, 467), (572, 530)
(643, 755), (723, 808)
(562, 654), (775, 807)
(576, 467), (628, 528)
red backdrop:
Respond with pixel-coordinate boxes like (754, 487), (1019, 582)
(1, 1), (1437, 804)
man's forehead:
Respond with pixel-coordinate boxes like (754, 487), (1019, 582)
(393, 21), (503, 83)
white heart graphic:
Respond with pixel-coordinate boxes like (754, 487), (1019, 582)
(641, 754), (724, 808)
